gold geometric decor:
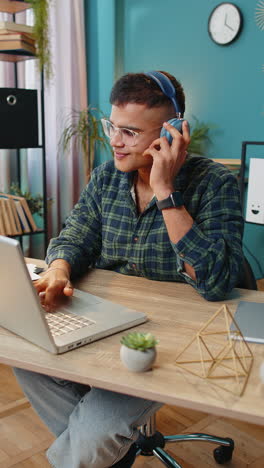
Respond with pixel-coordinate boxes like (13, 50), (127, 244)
(174, 305), (254, 396)
(255, 0), (264, 30)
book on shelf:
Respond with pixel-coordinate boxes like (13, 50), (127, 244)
(14, 200), (31, 233)
(0, 33), (35, 46)
(0, 39), (36, 55)
(2, 197), (19, 234)
(0, 21), (33, 35)
(0, 192), (38, 233)
(0, 195), (23, 235)
(13, 195), (38, 231)
(0, 199), (7, 235)
(8, 197), (23, 234)
(0, 198), (12, 235)
(0, 201), (5, 235)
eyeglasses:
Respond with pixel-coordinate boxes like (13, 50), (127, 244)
(101, 118), (161, 147)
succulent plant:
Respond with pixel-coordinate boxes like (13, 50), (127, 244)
(120, 332), (159, 352)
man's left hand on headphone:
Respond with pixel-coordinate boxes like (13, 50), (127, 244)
(143, 120), (190, 197)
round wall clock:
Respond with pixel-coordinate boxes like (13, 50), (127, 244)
(208, 2), (243, 45)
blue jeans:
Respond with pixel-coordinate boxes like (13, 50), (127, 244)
(13, 368), (162, 468)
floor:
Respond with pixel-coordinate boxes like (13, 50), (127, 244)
(0, 279), (264, 468)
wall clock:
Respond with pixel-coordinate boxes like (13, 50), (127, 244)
(208, 2), (243, 45)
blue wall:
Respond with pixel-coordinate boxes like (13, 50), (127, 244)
(85, 0), (264, 279)
(85, 0), (115, 165)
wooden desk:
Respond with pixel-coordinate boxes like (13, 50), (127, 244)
(0, 262), (264, 426)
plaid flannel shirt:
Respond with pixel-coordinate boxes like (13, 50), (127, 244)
(47, 155), (244, 301)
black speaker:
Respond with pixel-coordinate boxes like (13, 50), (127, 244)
(0, 87), (39, 149)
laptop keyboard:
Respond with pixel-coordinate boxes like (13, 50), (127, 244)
(45, 311), (95, 336)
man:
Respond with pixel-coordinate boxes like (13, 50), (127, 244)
(14, 71), (244, 468)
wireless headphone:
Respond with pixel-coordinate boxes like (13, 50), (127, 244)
(145, 71), (186, 144)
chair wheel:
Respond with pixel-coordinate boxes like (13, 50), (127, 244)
(213, 438), (234, 464)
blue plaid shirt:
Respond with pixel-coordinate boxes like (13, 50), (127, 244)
(47, 155), (244, 301)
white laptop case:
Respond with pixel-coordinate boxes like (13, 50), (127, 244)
(0, 236), (147, 353)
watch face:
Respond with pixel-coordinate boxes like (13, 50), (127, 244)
(208, 2), (243, 45)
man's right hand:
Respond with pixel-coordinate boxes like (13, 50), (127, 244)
(34, 260), (73, 311)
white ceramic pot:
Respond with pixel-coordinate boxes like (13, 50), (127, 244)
(120, 345), (156, 372)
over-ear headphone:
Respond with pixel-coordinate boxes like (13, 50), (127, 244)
(145, 71), (186, 144)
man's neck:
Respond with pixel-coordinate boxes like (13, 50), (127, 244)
(136, 167), (151, 187)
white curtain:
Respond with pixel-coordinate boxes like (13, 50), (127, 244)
(0, 11), (15, 193)
(45, 0), (87, 240)
(0, 0), (88, 254)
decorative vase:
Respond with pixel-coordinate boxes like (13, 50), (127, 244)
(120, 345), (156, 372)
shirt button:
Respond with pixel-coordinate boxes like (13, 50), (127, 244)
(179, 253), (185, 258)
(133, 236), (139, 242)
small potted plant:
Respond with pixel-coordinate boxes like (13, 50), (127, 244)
(120, 332), (159, 372)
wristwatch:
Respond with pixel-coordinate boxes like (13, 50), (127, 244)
(156, 191), (184, 210)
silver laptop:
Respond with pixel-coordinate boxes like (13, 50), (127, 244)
(230, 301), (264, 344)
(0, 236), (147, 354)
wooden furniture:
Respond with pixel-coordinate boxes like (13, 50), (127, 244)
(0, 1), (48, 250)
(0, 263), (264, 428)
(0, 0), (31, 14)
(212, 158), (240, 173)
(134, 258), (258, 466)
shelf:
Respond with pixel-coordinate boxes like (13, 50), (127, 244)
(9, 229), (45, 238)
(0, 51), (35, 61)
(212, 158), (241, 173)
(0, 1), (31, 14)
(212, 158), (241, 166)
(0, 1), (48, 252)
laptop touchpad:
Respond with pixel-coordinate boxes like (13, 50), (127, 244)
(60, 289), (102, 314)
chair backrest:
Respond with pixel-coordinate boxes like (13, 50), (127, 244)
(236, 257), (257, 290)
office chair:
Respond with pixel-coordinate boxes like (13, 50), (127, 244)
(133, 257), (257, 467)
(236, 256), (257, 290)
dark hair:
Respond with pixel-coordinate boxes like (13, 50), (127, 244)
(110, 71), (185, 116)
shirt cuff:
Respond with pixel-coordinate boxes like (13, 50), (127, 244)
(171, 222), (211, 278)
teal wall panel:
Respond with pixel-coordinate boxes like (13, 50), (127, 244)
(85, 0), (115, 165)
(120, 0), (263, 160)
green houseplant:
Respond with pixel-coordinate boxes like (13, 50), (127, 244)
(26, 0), (52, 80)
(188, 117), (213, 155)
(120, 332), (159, 372)
(59, 107), (111, 182)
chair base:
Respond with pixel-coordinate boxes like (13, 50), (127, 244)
(135, 415), (234, 467)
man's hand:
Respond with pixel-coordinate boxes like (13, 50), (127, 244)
(143, 120), (190, 197)
(143, 120), (195, 280)
(34, 261), (73, 311)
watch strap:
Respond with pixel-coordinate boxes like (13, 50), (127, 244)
(156, 191), (184, 210)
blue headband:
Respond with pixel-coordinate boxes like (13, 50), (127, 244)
(145, 71), (181, 115)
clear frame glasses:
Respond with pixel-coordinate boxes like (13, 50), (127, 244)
(101, 118), (162, 147)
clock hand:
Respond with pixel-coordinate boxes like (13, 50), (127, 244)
(224, 13), (234, 31)
(225, 22), (234, 31)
